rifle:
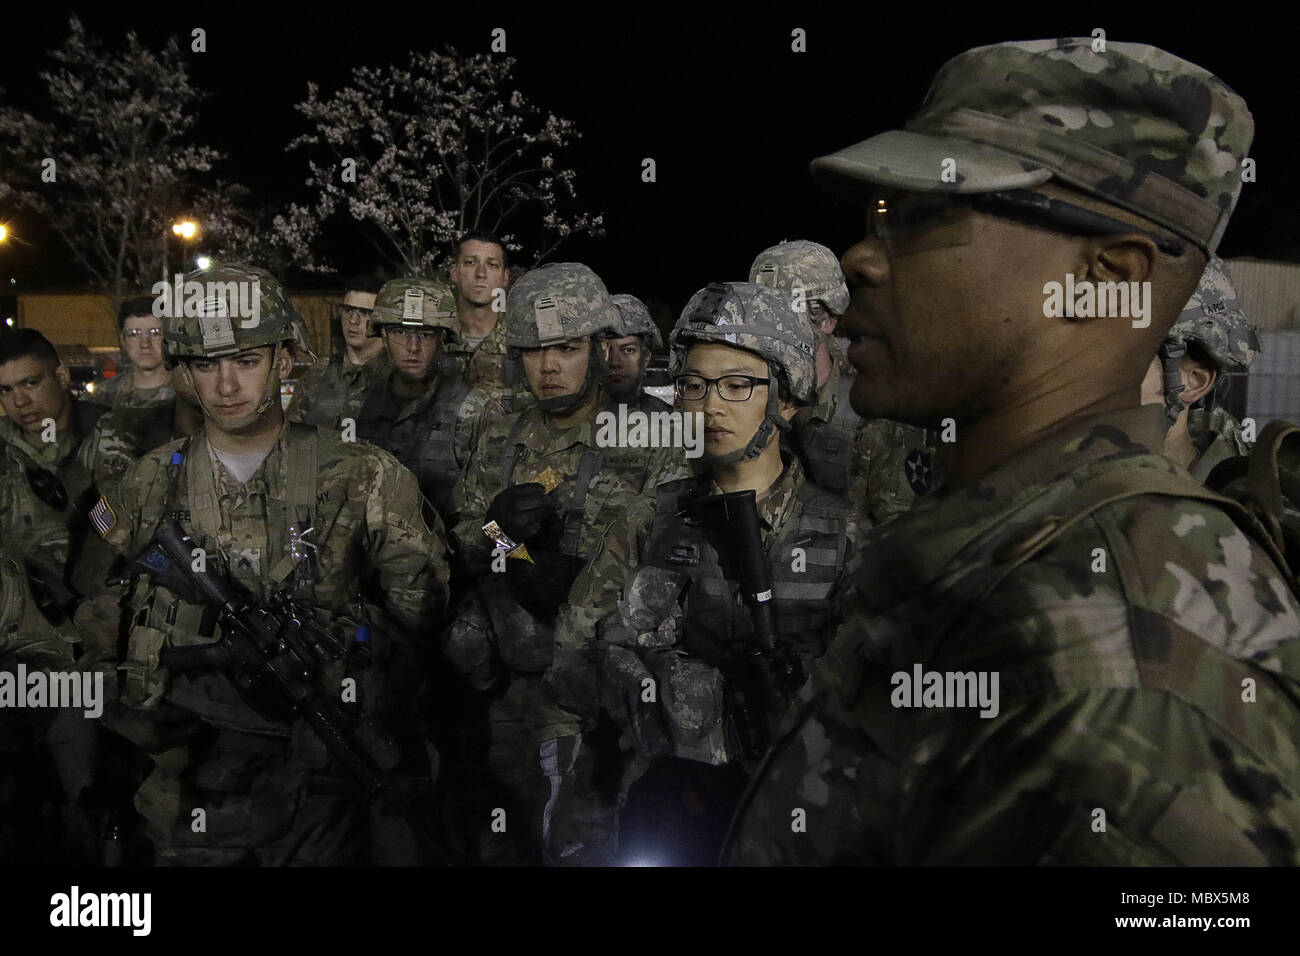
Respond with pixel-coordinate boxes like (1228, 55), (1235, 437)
(127, 522), (449, 862)
(677, 490), (803, 761)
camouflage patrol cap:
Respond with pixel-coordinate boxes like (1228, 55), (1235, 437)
(1168, 257), (1259, 372)
(366, 277), (458, 336)
(504, 263), (620, 348)
(811, 38), (1253, 255)
(748, 240), (850, 316)
(610, 294), (663, 350)
(671, 282), (816, 405)
(162, 260), (312, 362)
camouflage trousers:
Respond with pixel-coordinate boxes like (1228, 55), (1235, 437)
(135, 730), (365, 866)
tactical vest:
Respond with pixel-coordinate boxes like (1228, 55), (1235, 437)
(356, 372), (470, 520)
(299, 356), (352, 429)
(124, 423), (327, 732)
(646, 474), (853, 669)
(498, 408), (606, 558)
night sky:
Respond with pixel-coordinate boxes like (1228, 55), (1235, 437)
(3, 1), (1296, 314)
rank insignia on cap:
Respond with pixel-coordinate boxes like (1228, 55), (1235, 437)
(90, 496), (117, 537)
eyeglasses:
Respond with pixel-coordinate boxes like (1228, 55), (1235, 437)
(867, 189), (1184, 257)
(383, 327), (440, 346)
(337, 305), (375, 321)
(123, 328), (163, 339)
(675, 374), (770, 403)
(25, 467), (68, 511)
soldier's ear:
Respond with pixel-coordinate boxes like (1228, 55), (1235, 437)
(1178, 358), (1217, 405)
(55, 363), (71, 391)
(276, 344), (296, 378)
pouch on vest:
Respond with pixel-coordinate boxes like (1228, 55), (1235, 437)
(123, 624), (171, 708)
(483, 583), (555, 673)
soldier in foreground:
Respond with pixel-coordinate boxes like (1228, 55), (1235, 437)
(749, 240), (934, 522)
(547, 282), (862, 865)
(91, 261), (450, 865)
(1140, 256), (1259, 481)
(725, 39), (1300, 865)
(446, 263), (686, 863)
(355, 277), (488, 529)
(286, 275), (390, 430)
(602, 293), (671, 413)
(88, 297), (175, 410)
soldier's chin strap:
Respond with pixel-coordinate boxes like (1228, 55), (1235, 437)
(703, 361), (792, 465)
(535, 338), (610, 415)
(1157, 339), (1187, 427)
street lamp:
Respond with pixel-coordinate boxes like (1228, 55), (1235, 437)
(162, 219), (200, 281)
(0, 225), (8, 243)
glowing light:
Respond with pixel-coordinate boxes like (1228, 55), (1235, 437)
(0, 225), (8, 242)
(196, 256), (212, 269)
(172, 220), (198, 239)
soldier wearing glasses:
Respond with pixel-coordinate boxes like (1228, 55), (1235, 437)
(544, 282), (863, 865)
(286, 275), (392, 430)
(724, 39), (1300, 866)
(88, 297), (175, 411)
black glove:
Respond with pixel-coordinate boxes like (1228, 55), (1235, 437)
(506, 551), (584, 620)
(485, 483), (558, 546)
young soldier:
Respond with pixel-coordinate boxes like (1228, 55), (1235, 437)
(602, 293), (671, 413)
(90, 261), (450, 865)
(445, 262), (686, 863)
(286, 275), (390, 430)
(355, 277), (489, 529)
(89, 297), (175, 410)
(546, 282), (863, 865)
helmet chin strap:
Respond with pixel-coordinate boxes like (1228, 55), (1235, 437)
(702, 361), (791, 465)
(536, 340), (607, 414)
(1157, 339), (1187, 427)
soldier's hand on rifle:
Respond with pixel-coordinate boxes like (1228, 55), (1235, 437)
(486, 483), (557, 545)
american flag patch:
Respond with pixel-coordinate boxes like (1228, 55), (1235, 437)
(90, 496), (117, 537)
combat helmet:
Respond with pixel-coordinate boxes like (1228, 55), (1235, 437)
(610, 294), (663, 351)
(1157, 257), (1259, 423)
(162, 260), (313, 365)
(748, 240), (850, 317)
(504, 262), (621, 412)
(366, 277), (458, 337)
(671, 281), (815, 463)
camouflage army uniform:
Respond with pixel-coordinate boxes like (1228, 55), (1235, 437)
(797, 345), (935, 523)
(444, 319), (510, 400)
(79, 399), (189, 496)
(1186, 406), (1252, 484)
(726, 39), (1300, 866)
(444, 263), (688, 863)
(0, 400), (106, 609)
(724, 409), (1300, 865)
(88, 369), (174, 411)
(286, 348), (393, 431)
(93, 260), (451, 865)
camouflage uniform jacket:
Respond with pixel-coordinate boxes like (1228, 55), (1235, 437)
(88, 369), (175, 411)
(793, 348), (933, 525)
(286, 348), (393, 430)
(355, 370), (491, 525)
(546, 455), (863, 744)
(444, 317), (509, 398)
(450, 394), (690, 573)
(0, 400), (106, 601)
(78, 399), (190, 496)
(1187, 406), (1252, 484)
(724, 406), (1300, 865)
(94, 422), (450, 735)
